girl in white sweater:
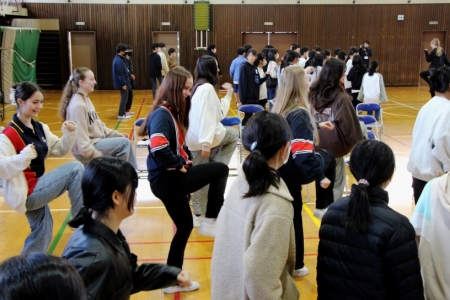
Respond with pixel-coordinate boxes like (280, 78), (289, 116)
(59, 67), (136, 167)
(185, 56), (238, 226)
(357, 60), (388, 120)
(0, 82), (83, 254)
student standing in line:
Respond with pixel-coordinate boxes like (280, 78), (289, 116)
(229, 47), (247, 106)
(0, 81), (83, 254)
(347, 55), (368, 109)
(299, 46), (309, 68)
(158, 43), (170, 79)
(266, 48), (279, 104)
(138, 67), (229, 294)
(112, 44), (131, 119)
(334, 48), (341, 58)
(420, 38), (450, 98)
(407, 66), (450, 203)
(205, 44), (222, 76)
(239, 48), (261, 125)
(344, 46), (359, 95)
(255, 52), (269, 109)
(62, 157), (192, 300)
(167, 48), (178, 69)
(186, 56), (238, 227)
(59, 67), (136, 168)
(148, 43), (163, 100)
(273, 66), (335, 278)
(309, 58), (364, 202)
(317, 140), (424, 300)
(211, 111), (300, 300)
(124, 45), (135, 116)
(357, 60), (388, 120)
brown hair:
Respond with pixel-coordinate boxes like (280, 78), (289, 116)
(59, 67), (90, 121)
(138, 66), (192, 136)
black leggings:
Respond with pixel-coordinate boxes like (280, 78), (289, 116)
(283, 149), (335, 269)
(126, 88), (133, 111)
(150, 162), (229, 268)
(420, 70), (435, 97)
(412, 177), (428, 204)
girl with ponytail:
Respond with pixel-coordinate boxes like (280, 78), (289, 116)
(212, 111), (299, 300)
(62, 157), (192, 300)
(357, 60), (388, 121)
(59, 67), (136, 167)
(420, 38), (450, 97)
(317, 140), (424, 299)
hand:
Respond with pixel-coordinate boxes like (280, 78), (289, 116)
(122, 85), (127, 90)
(21, 144), (38, 160)
(221, 82), (233, 91)
(201, 145), (211, 158)
(130, 75), (135, 80)
(179, 166), (187, 173)
(121, 133), (129, 139)
(320, 177), (331, 189)
(177, 270), (192, 287)
(319, 121), (335, 131)
(305, 66), (314, 74)
(63, 121), (76, 132)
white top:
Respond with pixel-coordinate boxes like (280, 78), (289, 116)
(344, 59), (353, 89)
(299, 57), (307, 68)
(407, 96), (450, 181)
(186, 83), (232, 151)
(258, 67), (267, 100)
(308, 66), (322, 87)
(358, 73), (388, 104)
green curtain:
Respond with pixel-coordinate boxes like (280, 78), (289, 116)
(13, 29), (40, 83)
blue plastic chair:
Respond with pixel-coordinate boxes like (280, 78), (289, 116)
(134, 118), (148, 173)
(356, 103), (384, 140)
(237, 104), (265, 162)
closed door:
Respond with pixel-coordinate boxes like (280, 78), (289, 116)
(242, 32), (298, 63)
(420, 31), (447, 86)
(68, 31), (97, 76)
(152, 32), (179, 65)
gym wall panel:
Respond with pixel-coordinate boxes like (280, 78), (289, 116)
(24, 3), (450, 88)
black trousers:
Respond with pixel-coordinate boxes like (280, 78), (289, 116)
(352, 92), (362, 110)
(150, 162), (229, 268)
(412, 177), (428, 204)
(283, 149), (335, 269)
(420, 70), (435, 97)
(126, 89), (133, 111)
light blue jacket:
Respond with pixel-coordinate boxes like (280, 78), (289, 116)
(229, 56), (247, 83)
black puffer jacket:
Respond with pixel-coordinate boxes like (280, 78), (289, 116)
(317, 186), (424, 300)
(62, 220), (180, 300)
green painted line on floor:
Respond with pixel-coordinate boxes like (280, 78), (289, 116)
(47, 212), (72, 255)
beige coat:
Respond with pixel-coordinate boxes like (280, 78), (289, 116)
(211, 171), (299, 300)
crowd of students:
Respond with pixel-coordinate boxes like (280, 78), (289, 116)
(0, 39), (449, 299)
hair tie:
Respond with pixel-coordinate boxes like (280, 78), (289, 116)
(250, 141), (258, 152)
(69, 75), (73, 81)
(358, 179), (369, 187)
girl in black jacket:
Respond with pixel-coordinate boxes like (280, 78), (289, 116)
(347, 55), (368, 109)
(420, 38), (450, 97)
(317, 140), (424, 300)
(239, 48), (261, 125)
(62, 157), (192, 300)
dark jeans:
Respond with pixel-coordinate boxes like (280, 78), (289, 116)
(412, 177), (428, 204)
(150, 76), (163, 99)
(150, 162), (229, 268)
(267, 87), (277, 100)
(282, 149), (335, 269)
(420, 70), (435, 97)
(118, 88), (128, 116)
(352, 92), (361, 110)
(126, 89), (133, 111)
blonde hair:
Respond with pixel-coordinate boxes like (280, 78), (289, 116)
(59, 67), (91, 121)
(431, 38), (443, 57)
(272, 66), (319, 144)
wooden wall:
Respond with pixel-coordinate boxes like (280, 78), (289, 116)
(24, 3), (450, 89)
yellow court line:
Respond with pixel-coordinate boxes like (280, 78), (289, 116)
(303, 203), (321, 228)
(229, 106), (238, 117)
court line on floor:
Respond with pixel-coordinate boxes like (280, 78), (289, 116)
(137, 253), (319, 263)
(46, 94), (148, 255)
(389, 100), (421, 111)
(128, 236), (319, 245)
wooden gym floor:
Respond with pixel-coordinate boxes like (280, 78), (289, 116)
(0, 86), (428, 299)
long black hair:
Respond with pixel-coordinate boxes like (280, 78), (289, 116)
(194, 55), (219, 87)
(242, 111), (291, 198)
(267, 48), (279, 62)
(430, 66), (450, 93)
(345, 46), (359, 63)
(346, 140), (395, 232)
(68, 157), (138, 228)
(280, 50), (299, 72)
(368, 60), (379, 76)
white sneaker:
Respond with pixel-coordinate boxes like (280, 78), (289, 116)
(126, 111), (135, 116)
(193, 215), (204, 227)
(313, 208), (328, 219)
(118, 114), (131, 119)
(198, 218), (216, 237)
(293, 267), (309, 277)
(163, 281), (200, 294)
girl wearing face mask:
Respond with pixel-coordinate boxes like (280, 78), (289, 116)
(272, 66), (336, 278)
(255, 52), (269, 109)
(211, 111), (299, 300)
(0, 81), (83, 254)
(138, 66), (229, 294)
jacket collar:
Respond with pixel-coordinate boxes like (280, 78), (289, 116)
(350, 184), (389, 205)
(237, 168), (294, 202)
(83, 220), (127, 255)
